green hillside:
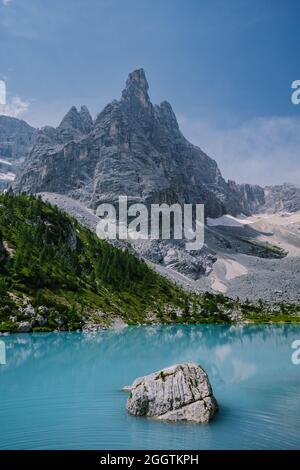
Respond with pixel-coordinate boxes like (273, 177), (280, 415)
(0, 193), (299, 332)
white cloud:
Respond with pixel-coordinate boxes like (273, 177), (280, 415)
(0, 95), (29, 117)
(179, 115), (300, 186)
(2, 0), (13, 6)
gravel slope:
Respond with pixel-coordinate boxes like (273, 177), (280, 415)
(40, 192), (300, 304)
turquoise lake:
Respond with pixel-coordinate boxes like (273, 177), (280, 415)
(0, 325), (299, 450)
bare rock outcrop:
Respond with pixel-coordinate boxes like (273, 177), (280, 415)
(124, 363), (218, 423)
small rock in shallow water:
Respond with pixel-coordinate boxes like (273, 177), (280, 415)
(124, 363), (218, 423)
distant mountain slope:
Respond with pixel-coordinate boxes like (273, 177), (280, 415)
(0, 116), (36, 190)
(228, 181), (300, 214)
(263, 183), (300, 213)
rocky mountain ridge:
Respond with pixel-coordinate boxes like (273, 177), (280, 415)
(1, 70), (300, 291)
(13, 70), (237, 217)
(6, 69), (300, 217)
(228, 181), (300, 214)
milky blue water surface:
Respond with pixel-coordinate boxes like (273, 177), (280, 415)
(0, 325), (299, 449)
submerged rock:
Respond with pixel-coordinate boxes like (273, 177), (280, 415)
(124, 363), (218, 423)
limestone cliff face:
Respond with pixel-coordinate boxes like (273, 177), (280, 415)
(11, 69), (300, 217)
(228, 180), (300, 214)
(124, 363), (218, 423)
(263, 184), (300, 213)
(227, 180), (266, 214)
(13, 69), (245, 218)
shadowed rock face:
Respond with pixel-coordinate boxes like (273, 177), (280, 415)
(263, 183), (300, 213)
(227, 180), (266, 214)
(124, 363), (218, 423)
(13, 69), (247, 218)
(58, 105), (93, 142)
(228, 181), (300, 214)
(0, 116), (36, 190)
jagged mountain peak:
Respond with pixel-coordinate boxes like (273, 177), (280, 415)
(14, 68), (300, 218)
(60, 105), (78, 119)
(79, 105), (93, 133)
(58, 106), (81, 129)
(124, 68), (149, 92)
(79, 105), (92, 118)
(155, 100), (180, 131)
(57, 104), (93, 141)
(12, 69), (239, 215)
(122, 68), (150, 107)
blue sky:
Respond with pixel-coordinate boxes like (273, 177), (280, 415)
(0, 0), (299, 185)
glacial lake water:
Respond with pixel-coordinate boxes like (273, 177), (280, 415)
(0, 325), (300, 450)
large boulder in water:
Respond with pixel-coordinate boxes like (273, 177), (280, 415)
(124, 363), (218, 423)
